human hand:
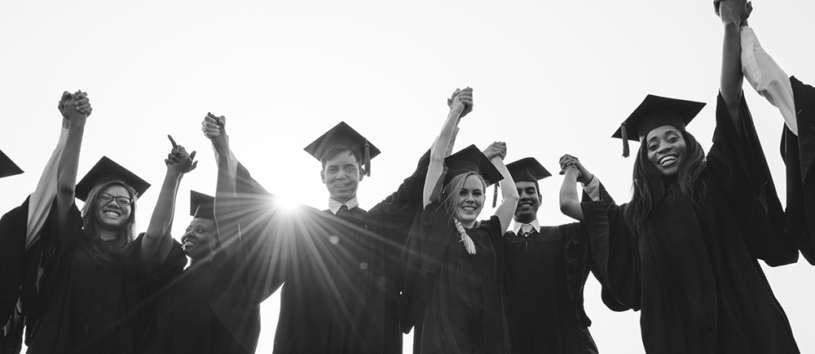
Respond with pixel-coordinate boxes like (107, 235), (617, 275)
(201, 112), (228, 152)
(482, 141), (507, 160)
(447, 87), (473, 119)
(717, 0), (752, 26)
(165, 135), (198, 174)
(57, 90), (92, 121)
(559, 154), (593, 184)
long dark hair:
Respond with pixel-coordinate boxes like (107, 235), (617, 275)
(79, 180), (138, 264)
(624, 130), (709, 231)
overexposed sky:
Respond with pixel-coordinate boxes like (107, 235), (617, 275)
(2, 1), (814, 353)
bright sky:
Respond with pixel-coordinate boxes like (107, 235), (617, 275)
(2, 1), (814, 353)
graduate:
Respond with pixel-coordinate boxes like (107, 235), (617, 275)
(0, 91), (92, 354)
(200, 111), (431, 353)
(721, 2), (815, 264)
(502, 157), (612, 354)
(14, 90), (197, 353)
(400, 87), (519, 353)
(146, 190), (251, 354)
(558, 1), (800, 351)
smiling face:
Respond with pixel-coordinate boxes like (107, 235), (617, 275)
(514, 181), (540, 223)
(645, 125), (687, 177)
(94, 185), (133, 232)
(181, 217), (217, 260)
(321, 150), (360, 204)
(454, 174), (486, 226)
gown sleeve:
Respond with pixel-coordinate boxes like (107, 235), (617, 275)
(365, 149), (430, 246)
(579, 201), (641, 312)
(399, 200), (455, 334)
(0, 198), (30, 353)
(706, 93), (798, 266)
(782, 77), (815, 264)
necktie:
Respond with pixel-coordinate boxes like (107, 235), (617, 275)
(336, 204), (352, 219)
(521, 224), (533, 237)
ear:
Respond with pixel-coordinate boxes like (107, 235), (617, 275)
(320, 169), (326, 184)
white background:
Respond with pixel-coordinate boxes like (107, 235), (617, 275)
(2, 1), (814, 352)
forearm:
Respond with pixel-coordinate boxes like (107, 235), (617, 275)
(144, 169), (182, 240)
(721, 23), (744, 129)
(560, 169), (583, 221)
(492, 157), (519, 231)
(26, 124), (70, 249)
(55, 117), (86, 227)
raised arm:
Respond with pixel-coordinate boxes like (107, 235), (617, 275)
(718, 0), (752, 132)
(141, 136), (197, 264)
(559, 154), (585, 221)
(484, 142), (519, 231)
(55, 91), (91, 230)
(424, 88), (472, 207)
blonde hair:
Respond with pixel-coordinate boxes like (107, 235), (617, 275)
(440, 171), (486, 221)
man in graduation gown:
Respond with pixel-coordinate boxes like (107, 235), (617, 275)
(502, 157), (612, 354)
(727, 6), (815, 264)
(200, 114), (430, 353)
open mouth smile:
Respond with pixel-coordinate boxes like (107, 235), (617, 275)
(658, 153), (679, 167)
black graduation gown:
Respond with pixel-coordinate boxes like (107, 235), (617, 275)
(0, 198), (30, 354)
(21, 201), (157, 354)
(216, 151), (429, 354)
(150, 242), (249, 354)
(782, 76), (815, 263)
(402, 204), (509, 354)
(580, 94), (799, 353)
(503, 224), (598, 354)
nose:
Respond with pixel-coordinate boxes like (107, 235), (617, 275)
(657, 144), (672, 155)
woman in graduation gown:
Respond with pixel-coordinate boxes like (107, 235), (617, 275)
(20, 92), (196, 354)
(200, 110), (431, 353)
(558, 1), (800, 352)
(400, 87), (519, 354)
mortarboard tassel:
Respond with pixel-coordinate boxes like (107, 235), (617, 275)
(363, 140), (371, 177)
(492, 182), (499, 208)
(621, 122), (630, 158)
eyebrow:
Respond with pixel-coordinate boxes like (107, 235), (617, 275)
(647, 130), (679, 143)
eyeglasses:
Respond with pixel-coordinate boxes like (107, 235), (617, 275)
(97, 193), (133, 206)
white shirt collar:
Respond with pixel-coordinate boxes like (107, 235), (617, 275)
(511, 219), (540, 235)
(328, 197), (360, 215)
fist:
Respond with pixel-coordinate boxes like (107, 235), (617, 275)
(201, 112), (226, 139)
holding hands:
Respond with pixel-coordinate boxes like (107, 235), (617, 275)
(166, 135), (198, 174)
(58, 90), (92, 121)
(483, 141), (507, 160)
(447, 87), (474, 119)
(201, 112), (228, 152)
(559, 154), (593, 185)
(717, 0), (752, 26)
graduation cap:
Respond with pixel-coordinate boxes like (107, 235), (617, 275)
(190, 190), (215, 220)
(443, 145), (504, 207)
(506, 157), (551, 183)
(75, 156), (151, 202)
(612, 94), (706, 157)
(304, 121), (381, 178)
(0, 149), (23, 179)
